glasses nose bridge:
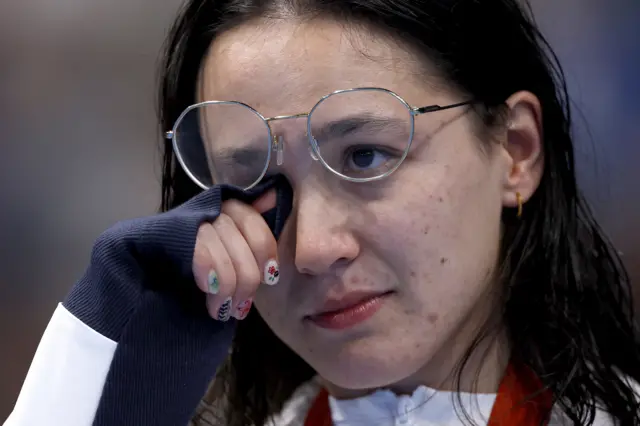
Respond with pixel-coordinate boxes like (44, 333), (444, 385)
(265, 112), (317, 166)
(264, 112), (309, 134)
(264, 112), (311, 144)
(266, 112), (309, 122)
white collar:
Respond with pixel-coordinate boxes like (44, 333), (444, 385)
(328, 385), (496, 426)
(268, 377), (625, 426)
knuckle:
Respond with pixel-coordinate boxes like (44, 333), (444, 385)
(213, 213), (234, 231)
(222, 199), (243, 213)
(195, 222), (212, 240)
(192, 239), (211, 267)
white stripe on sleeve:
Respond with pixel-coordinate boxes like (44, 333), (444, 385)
(3, 303), (117, 426)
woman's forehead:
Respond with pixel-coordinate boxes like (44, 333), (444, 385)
(197, 19), (440, 114)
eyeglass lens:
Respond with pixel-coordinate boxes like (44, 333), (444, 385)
(173, 89), (413, 189)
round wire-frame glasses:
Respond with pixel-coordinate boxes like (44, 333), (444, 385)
(165, 87), (472, 190)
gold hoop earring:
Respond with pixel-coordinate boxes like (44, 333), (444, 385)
(516, 192), (523, 218)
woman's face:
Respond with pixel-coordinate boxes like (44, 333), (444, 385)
(199, 19), (540, 394)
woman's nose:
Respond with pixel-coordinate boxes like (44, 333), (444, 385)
(292, 186), (360, 276)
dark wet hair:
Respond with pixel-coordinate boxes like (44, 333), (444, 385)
(157, 1), (640, 425)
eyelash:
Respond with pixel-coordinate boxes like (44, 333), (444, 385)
(343, 145), (400, 163)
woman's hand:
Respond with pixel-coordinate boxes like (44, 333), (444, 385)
(192, 189), (279, 321)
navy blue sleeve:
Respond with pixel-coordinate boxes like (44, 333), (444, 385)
(62, 177), (292, 426)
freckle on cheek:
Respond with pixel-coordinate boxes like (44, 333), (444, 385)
(350, 276), (360, 284)
(440, 257), (448, 264)
(427, 313), (438, 324)
(409, 270), (416, 278)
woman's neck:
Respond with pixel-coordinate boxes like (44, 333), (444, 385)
(322, 326), (510, 401)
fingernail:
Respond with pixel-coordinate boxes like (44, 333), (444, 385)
(264, 259), (280, 286)
(217, 297), (232, 322)
(234, 298), (253, 320)
(208, 270), (220, 295)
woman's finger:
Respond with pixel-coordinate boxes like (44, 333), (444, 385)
(222, 198), (280, 287)
(212, 212), (262, 318)
(193, 222), (237, 321)
(251, 189), (277, 214)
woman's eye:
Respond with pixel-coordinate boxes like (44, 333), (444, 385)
(346, 147), (391, 171)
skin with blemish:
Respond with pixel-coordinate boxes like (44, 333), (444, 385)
(198, 19), (541, 398)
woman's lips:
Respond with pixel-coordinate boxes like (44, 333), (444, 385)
(307, 291), (391, 330)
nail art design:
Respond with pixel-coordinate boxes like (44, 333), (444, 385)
(208, 271), (220, 294)
(235, 298), (253, 320)
(217, 297), (232, 322)
(264, 259), (280, 286)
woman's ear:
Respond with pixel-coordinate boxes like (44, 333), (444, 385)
(499, 91), (544, 209)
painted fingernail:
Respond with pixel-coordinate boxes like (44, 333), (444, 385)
(217, 297), (232, 322)
(264, 259), (280, 286)
(208, 270), (220, 295)
(234, 298), (253, 320)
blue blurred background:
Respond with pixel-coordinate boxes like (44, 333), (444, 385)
(0, 0), (638, 419)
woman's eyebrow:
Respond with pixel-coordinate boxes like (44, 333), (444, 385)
(212, 146), (269, 167)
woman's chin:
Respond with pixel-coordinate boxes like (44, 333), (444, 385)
(311, 338), (429, 391)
